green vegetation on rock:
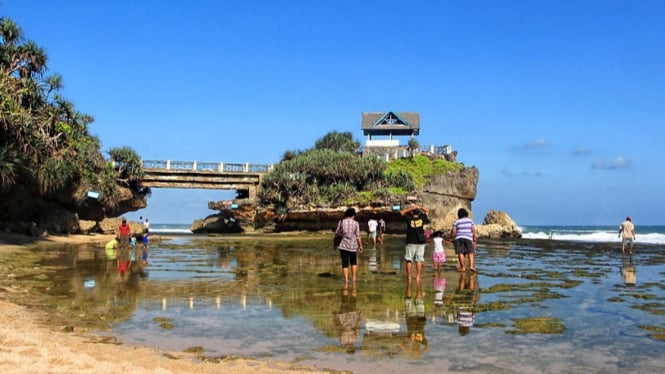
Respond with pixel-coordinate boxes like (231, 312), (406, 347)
(259, 131), (462, 208)
(0, 17), (148, 230)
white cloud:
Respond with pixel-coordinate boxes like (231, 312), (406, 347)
(525, 139), (550, 149)
(572, 147), (590, 156)
(591, 156), (632, 170)
(502, 168), (542, 177)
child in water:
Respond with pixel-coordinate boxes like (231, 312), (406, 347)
(431, 230), (446, 271)
(141, 230), (150, 265)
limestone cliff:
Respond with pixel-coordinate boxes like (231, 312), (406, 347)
(0, 183), (146, 236)
(191, 166), (521, 239)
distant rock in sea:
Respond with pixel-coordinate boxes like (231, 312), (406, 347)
(476, 210), (522, 239)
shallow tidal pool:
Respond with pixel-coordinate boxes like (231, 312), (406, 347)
(31, 235), (665, 373)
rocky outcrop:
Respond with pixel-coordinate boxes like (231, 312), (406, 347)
(418, 166), (479, 232)
(0, 181), (146, 236)
(97, 218), (146, 235)
(191, 166), (519, 239)
(192, 165), (521, 239)
(476, 210), (522, 239)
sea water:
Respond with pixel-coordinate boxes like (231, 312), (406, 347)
(521, 225), (665, 244)
(148, 223), (665, 245)
(36, 225), (665, 373)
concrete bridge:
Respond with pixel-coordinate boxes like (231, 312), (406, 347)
(139, 160), (274, 199)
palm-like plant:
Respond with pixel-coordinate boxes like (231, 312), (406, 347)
(0, 145), (19, 190)
(314, 131), (359, 153)
(407, 138), (420, 158)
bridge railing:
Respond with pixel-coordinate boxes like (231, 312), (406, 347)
(141, 160), (273, 173)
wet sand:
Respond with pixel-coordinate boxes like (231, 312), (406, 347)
(0, 232), (332, 374)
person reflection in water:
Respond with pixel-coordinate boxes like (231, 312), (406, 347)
(455, 272), (479, 336)
(621, 254), (636, 288)
(433, 271), (446, 308)
(401, 277), (428, 356)
(334, 283), (362, 353)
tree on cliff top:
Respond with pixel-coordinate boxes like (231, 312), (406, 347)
(0, 17), (147, 225)
(314, 131), (359, 153)
(261, 131), (408, 208)
(260, 131), (463, 210)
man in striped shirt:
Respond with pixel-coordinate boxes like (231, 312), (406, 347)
(450, 208), (477, 272)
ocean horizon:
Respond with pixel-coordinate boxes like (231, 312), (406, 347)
(148, 223), (665, 245)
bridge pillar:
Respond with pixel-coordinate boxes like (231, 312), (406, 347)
(248, 185), (257, 200)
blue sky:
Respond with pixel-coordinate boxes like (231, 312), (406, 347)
(4, 1), (664, 225)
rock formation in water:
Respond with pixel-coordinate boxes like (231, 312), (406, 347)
(191, 166), (522, 239)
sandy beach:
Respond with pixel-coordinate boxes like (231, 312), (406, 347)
(0, 233), (332, 374)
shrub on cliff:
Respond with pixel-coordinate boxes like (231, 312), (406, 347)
(259, 131), (463, 209)
(386, 155), (463, 188)
(260, 148), (386, 205)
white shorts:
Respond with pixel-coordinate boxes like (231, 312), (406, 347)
(405, 244), (425, 262)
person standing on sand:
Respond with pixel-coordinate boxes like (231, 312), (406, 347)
(450, 208), (477, 272)
(334, 208), (363, 284)
(400, 204), (430, 281)
(618, 216), (636, 254)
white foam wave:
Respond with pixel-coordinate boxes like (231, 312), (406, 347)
(522, 230), (665, 245)
(149, 228), (192, 234)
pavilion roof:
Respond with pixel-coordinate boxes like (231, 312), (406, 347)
(361, 112), (420, 136)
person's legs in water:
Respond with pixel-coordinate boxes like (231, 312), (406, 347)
(455, 239), (466, 271)
(340, 250), (351, 283)
(350, 252), (358, 283)
(469, 252), (476, 272)
(457, 253), (466, 271)
(405, 244), (417, 279)
(415, 260), (423, 281)
(414, 244), (425, 281)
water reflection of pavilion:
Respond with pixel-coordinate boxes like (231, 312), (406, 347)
(158, 294), (274, 311)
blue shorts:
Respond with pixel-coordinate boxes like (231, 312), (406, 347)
(405, 244), (425, 262)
